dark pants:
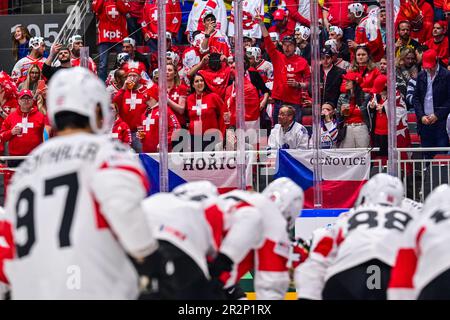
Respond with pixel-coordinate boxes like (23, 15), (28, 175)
(419, 122), (449, 159)
(126, 16), (143, 46)
(373, 134), (388, 157)
(322, 259), (391, 300)
(154, 240), (224, 300)
(272, 100), (303, 125)
(418, 268), (450, 300)
(97, 42), (123, 82)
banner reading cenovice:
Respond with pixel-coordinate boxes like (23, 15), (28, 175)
(275, 149), (371, 209)
(139, 151), (254, 195)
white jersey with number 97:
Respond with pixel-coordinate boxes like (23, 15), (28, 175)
(4, 133), (156, 299)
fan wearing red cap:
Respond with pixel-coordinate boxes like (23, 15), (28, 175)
(412, 48), (450, 159)
(424, 21), (449, 66)
(0, 88), (45, 166)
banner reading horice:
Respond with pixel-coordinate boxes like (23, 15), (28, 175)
(275, 149), (371, 208)
(139, 151), (254, 194)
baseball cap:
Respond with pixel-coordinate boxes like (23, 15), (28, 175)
(422, 49), (437, 69)
(123, 37), (136, 47)
(273, 9), (286, 21)
(370, 75), (387, 94)
(18, 89), (33, 99)
(321, 47), (334, 57)
(342, 72), (363, 84)
(281, 35), (295, 44)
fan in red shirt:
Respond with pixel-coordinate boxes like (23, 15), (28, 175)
(112, 65), (157, 152)
(138, 104), (180, 153)
(268, 7), (310, 42)
(166, 63), (188, 129)
(343, 46), (381, 94)
(110, 104), (131, 145)
(186, 73), (226, 151)
(92, 0), (129, 81)
(200, 11), (231, 58)
(424, 21), (449, 67)
(322, 0), (354, 32)
(257, 13), (311, 125)
(0, 89), (45, 168)
(141, 0), (182, 42)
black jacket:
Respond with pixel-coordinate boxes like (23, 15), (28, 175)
(413, 66), (450, 131)
(321, 64), (346, 107)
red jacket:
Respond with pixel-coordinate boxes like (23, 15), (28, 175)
(322, 0), (353, 29)
(263, 35), (311, 105)
(113, 85), (157, 131)
(168, 84), (188, 128)
(141, 0), (182, 39)
(425, 37), (449, 66)
(198, 65), (233, 98)
(0, 219), (13, 284)
(92, 0), (129, 44)
(186, 92), (225, 136)
(112, 116), (131, 145)
(1, 107), (45, 156)
(140, 106), (180, 153)
(225, 77), (260, 125)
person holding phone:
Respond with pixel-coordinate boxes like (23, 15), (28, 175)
(42, 43), (72, 81)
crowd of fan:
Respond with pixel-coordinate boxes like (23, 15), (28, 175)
(0, 0), (449, 165)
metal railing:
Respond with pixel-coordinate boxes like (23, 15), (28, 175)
(0, 148), (448, 205)
(54, 0), (90, 45)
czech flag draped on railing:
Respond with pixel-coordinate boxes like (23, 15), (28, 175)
(139, 151), (254, 195)
(275, 149), (371, 209)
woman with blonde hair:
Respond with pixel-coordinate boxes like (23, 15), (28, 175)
(18, 64), (41, 94)
(395, 47), (419, 87)
(11, 25), (31, 61)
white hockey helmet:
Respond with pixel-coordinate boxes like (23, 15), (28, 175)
(173, 181), (219, 203)
(296, 25), (311, 41)
(401, 198), (423, 217)
(355, 173), (404, 207)
(422, 184), (450, 213)
(47, 67), (113, 134)
(116, 52), (129, 66)
(29, 36), (44, 49)
(68, 34), (83, 48)
(246, 47), (261, 60)
(348, 3), (365, 18)
(324, 39), (339, 54)
(262, 177), (304, 229)
(166, 51), (180, 66)
(329, 25), (344, 37)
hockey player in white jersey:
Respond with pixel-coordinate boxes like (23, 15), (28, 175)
(388, 184), (450, 300)
(314, 173), (413, 300)
(207, 178), (304, 300)
(3, 67), (159, 299)
(141, 183), (223, 299)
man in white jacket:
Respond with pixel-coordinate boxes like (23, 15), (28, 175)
(268, 105), (310, 153)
